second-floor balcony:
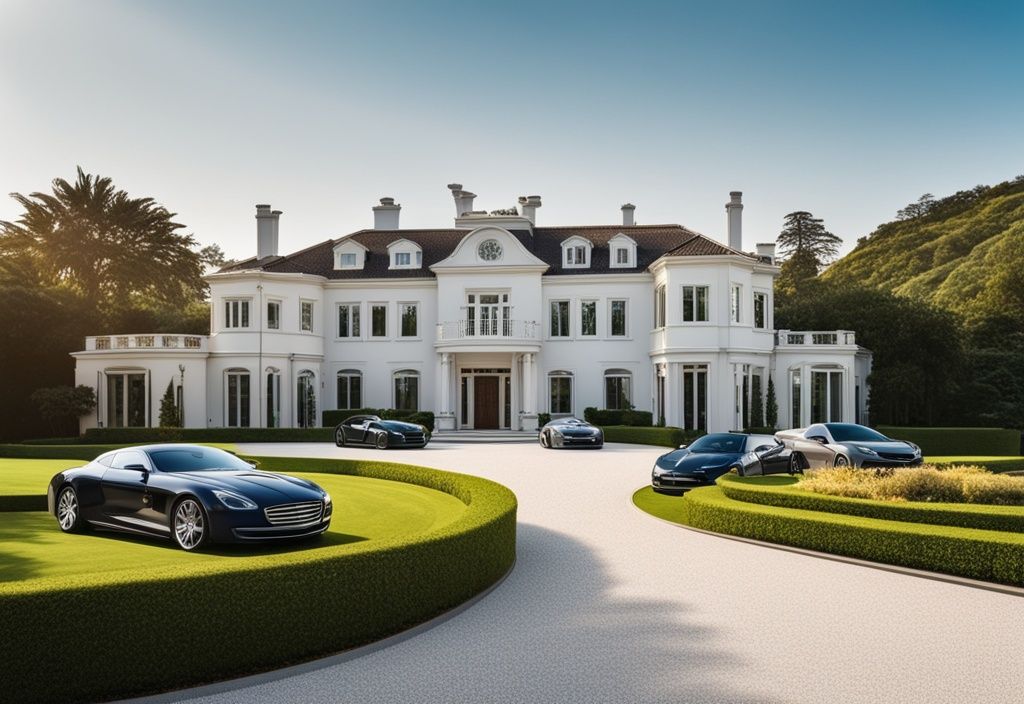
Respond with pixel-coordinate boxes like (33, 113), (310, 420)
(84, 334), (209, 352)
(436, 319), (540, 346)
(775, 330), (857, 347)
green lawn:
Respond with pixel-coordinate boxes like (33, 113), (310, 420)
(930, 456), (1024, 473)
(0, 459), (83, 496)
(0, 472), (466, 584)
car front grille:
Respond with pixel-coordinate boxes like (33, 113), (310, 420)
(265, 501), (324, 526)
(403, 432), (426, 443)
(878, 452), (916, 461)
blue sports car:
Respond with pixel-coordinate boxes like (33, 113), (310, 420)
(651, 433), (791, 493)
(47, 444), (332, 551)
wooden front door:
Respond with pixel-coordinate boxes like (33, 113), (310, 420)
(473, 376), (499, 429)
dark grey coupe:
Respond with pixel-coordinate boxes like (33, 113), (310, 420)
(47, 445), (332, 551)
(539, 417), (604, 449)
(334, 415), (429, 449)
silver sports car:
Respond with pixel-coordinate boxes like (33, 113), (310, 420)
(775, 423), (923, 470)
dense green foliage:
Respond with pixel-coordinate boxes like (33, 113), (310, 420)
(633, 484), (1024, 585)
(29, 385), (95, 434)
(1, 455), (517, 704)
(599, 425), (697, 447)
(322, 408), (435, 432)
(158, 380), (181, 427)
(584, 407), (654, 427)
(877, 426), (1020, 456)
(718, 475), (1024, 532)
(82, 427), (334, 444)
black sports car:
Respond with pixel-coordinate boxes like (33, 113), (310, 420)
(334, 415), (430, 449)
(539, 417), (604, 449)
(651, 433), (793, 493)
(47, 444), (332, 551)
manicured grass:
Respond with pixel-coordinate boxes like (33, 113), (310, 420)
(0, 442), (236, 461)
(0, 472), (465, 584)
(930, 456), (1024, 473)
(0, 458), (82, 496)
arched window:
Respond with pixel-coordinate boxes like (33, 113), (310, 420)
(549, 371), (573, 416)
(604, 369), (632, 410)
(296, 370), (317, 428)
(562, 236), (592, 269)
(337, 369), (362, 410)
(393, 369), (419, 411)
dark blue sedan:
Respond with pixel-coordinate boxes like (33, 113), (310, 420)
(651, 433), (789, 493)
(48, 444), (332, 551)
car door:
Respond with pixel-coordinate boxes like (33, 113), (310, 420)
(757, 443), (791, 475)
(347, 418), (370, 444)
(101, 450), (162, 535)
(801, 425), (835, 469)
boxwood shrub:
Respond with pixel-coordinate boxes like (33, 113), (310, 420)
(877, 426), (1020, 456)
(0, 455), (517, 704)
(0, 444), (128, 460)
(583, 407), (654, 427)
(322, 408), (435, 432)
(718, 475), (1024, 533)
(0, 494), (46, 512)
(675, 484), (1024, 585)
(600, 425), (701, 448)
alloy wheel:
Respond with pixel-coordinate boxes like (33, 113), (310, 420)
(57, 487), (78, 531)
(376, 434), (388, 450)
(174, 499), (206, 551)
(834, 454), (850, 468)
(336, 428), (346, 447)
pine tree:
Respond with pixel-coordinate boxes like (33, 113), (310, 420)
(749, 381), (765, 429)
(777, 211), (843, 266)
(766, 375), (779, 429)
(158, 379), (180, 427)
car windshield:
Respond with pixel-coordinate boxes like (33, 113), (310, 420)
(825, 424), (890, 442)
(149, 447), (254, 472)
(379, 420), (415, 431)
(687, 434), (745, 453)
(746, 436), (780, 452)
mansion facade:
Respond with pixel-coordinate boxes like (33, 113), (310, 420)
(72, 185), (871, 434)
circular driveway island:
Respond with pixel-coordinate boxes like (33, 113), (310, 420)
(139, 441), (1024, 704)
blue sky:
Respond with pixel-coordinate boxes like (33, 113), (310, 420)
(1, 0), (1021, 260)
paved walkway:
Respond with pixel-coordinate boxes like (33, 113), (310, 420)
(151, 442), (1023, 703)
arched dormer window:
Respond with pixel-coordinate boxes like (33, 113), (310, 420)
(334, 239), (367, 270)
(561, 236), (592, 269)
(608, 233), (637, 269)
(387, 238), (423, 270)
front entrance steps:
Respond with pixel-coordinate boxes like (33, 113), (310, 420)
(431, 429), (539, 444)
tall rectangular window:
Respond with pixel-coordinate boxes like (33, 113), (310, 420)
(226, 372), (250, 428)
(580, 300), (597, 336)
(400, 303), (418, 337)
(300, 300), (314, 332)
(224, 299), (250, 328)
(810, 370), (844, 423)
(754, 292), (767, 329)
(682, 286), (709, 322)
(371, 304), (387, 337)
(791, 370), (801, 427)
(730, 284), (741, 323)
(267, 300), (280, 330)
(394, 372), (419, 411)
(655, 285), (666, 327)
(337, 371), (362, 410)
(549, 374), (573, 414)
(604, 372), (632, 410)
(610, 299), (627, 337)
(682, 365), (708, 431)
(550, 300), (570, 337)
(616, 248), (629, 264)
(338, 304), (360, 338)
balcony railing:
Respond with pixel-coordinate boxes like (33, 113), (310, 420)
(436, 319), (539, 342)
(85, 334), (208, 352)
(775, 329), (856, 346)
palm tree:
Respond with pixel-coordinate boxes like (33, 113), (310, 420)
(0, 167), (205, 304)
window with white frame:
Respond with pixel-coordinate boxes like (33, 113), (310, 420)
(370, 303), (387, 337)
(395, 252), (411, 267)
(394, 369), (419, 410)
(296, 370), (317, 428)
(550, 300), (570, 337)
(225, 369), (250, 427)
(337, 303), (360, 338)
(610, 299), (627, 336)
(562, 237), (592, 269)
(224, 299), (250, 329)
(388, 240), (422, 269)
(754, 292), (768, 329)
(604, 369), (632, 410)
(580, 300), (597, 336)
(682, 286), (709, 322)
(655, 285), (666, 328)
(267, 300), (281, 330)
(300, 300), (314, 332)
(337, 370), (362, 410)
(608, 234), (637, 268)
(615, 248), (629, 264)
(730, 284), (741, 324)
(549, 371), (573, 415)
(334, 241), (366, 270)
(339, 252), (357, 268)
(682, 364), (708, 431)
(400, 302), (418, 337)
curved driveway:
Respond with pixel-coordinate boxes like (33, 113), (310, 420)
(148, 442), (1023, 703)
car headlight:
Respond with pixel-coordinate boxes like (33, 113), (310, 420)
(323, 492), (332, 506)
(907, 442), (921, 453)
(213, 490), (257, 510)
(550, 428), (563, 437)
(855, 446), (878, 455)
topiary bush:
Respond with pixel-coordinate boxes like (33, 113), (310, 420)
(82, 427), (333, 444)
(583, 407), (654, 427)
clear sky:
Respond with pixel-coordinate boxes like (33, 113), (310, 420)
(1, 0), (1022, 260)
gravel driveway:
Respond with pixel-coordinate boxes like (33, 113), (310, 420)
(135, 441), (1024, 704)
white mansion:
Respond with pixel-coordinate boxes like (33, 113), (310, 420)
(72, 185), (871, 434)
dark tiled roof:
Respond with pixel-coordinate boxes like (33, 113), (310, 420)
(217, 224), (753, 279)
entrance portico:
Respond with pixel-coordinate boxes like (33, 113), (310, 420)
(435, 349), (540, 432)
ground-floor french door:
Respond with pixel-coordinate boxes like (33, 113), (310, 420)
(459, 368), (511, 430)
(105, 372), (147, 428)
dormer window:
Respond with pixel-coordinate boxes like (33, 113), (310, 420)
(608, 233), (637, 268)
(339, 253), (357, 267)
(562, 236), (592, 269)
(334, 239), (367, 270)
(387, 239), (423, 270)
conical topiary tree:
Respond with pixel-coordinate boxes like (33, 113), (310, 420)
(158, 379), (180, 427)
(766, 375), (779, 429)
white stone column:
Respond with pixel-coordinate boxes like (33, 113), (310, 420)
(437, 352), (456, 431)
(800, 363), (811, 426)
(522, 352), (538, 431)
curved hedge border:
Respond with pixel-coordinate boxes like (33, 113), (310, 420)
(634, 485), (1024, 586)
(600, 426), (696, 448)
(1, 456), (517, 704)
(0, 494), (46, 512)
(718, 475), (1024, 533)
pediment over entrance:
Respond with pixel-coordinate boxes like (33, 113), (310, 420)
(430, 226), (549, 273)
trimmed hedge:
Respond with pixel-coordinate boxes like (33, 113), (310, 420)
(322, 408), (435, 432)
(1, 455), (517, 704)
(600, 425), (700, 448)
(584, 407), (654, 427)
(82, 426), (333, 444)
(0, 494), (46, 512)
(718, 475), (1024, 533)
(877, 426), (1020, 456)
(0, 444), (129, 460)
(638, 485), (1024, 585)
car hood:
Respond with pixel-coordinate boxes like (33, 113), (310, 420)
(166, 470), (326, 504)
(843, 440), (919, 454)
(551, 425), (600, 436)
(382, 421), (426, 432)
(656, 451), (739, 473)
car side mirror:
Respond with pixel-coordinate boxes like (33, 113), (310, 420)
(678, 444), (688, 449)
(754, 445), (774, 453)
(124, 463), (149, 479)
(807, 435), (828, 444)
